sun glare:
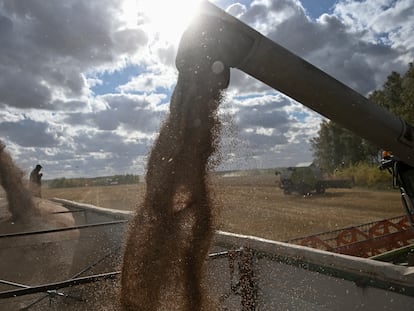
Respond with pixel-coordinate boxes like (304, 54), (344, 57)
(122, 0), (203, 45)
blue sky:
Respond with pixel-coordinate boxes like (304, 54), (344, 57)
(92, 0), (339, 96)
(89, 0), (341, 99)
(0, 0), (413, 178)
(91, 66), (142, 95)
(301, 0), (337, 19)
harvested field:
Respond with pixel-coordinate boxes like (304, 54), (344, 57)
(43, 172), (403, 241)
(0, 172), (408, 310)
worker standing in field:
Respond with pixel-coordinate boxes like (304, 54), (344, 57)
(29, 164), (43, 197)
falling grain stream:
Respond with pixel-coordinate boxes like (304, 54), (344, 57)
(0, 141), (38, 222)
(120, 24), (230, 311)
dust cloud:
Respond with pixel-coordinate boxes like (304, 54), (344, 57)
(120, 24), (230, 311)
(0, 140), (38, 222)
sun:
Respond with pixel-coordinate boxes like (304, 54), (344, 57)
(122, 0), (203, 46)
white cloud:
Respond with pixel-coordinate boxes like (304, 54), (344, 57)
(333, 0), (414, 62)
(0, 119), (59, 147)
(117, 69), (177, 93)
(0, 0), (148, 109)
(0, 0), (412, 178)
(226, 2), (247, 17)
(233, 0), (411, 95)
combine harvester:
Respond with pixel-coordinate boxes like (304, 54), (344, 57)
(276, 162), (353, 195)
(1, 1), (414, 310)
(288, 215), (414, 259)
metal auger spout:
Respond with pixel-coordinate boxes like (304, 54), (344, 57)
(177, 1), (414, 168)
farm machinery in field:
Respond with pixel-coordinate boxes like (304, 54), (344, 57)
(178, 0), (414, 223)
(275, 162), (353, 195)
(380, 151), (414, 227)
(178, 2), (414, 306)
(2, 2), (414, 310)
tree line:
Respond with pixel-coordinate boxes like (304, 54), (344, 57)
(311, 63), (414, 174)
(47, 174), (140, 188)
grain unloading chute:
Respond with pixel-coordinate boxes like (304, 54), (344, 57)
(2, 2), (414, 309)
(178, 1), (414, 167)
(177, 1), (414, 220)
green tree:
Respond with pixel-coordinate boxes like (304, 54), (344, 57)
(369, 62), (414, 124)
(49, 177), (67, 188)
(310, 120), (376, 172)
(400, 63), (414, 120)
(311, 62), (414, 173)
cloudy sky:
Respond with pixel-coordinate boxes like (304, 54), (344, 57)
(0, 0), (413, 179)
